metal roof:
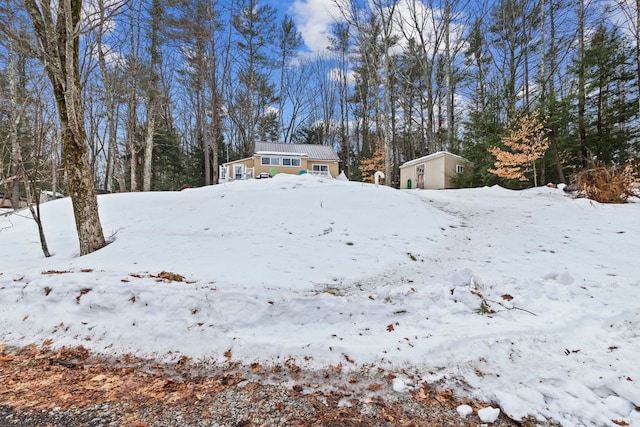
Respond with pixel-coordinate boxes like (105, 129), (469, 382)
(399, 151), (467, 168)
(255, 142), (340, 161)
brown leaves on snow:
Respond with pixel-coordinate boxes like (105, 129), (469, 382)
(127, 271), (192, 283)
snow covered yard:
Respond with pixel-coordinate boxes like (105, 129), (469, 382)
(1, 174), (638, 426)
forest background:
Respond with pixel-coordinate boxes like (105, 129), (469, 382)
(1, 0), (639, 198)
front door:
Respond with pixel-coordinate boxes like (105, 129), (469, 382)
(234, 164), (245, 180)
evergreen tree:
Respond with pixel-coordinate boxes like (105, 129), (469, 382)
(574, 24), (639, 165)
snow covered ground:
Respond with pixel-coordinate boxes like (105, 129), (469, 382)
(1, 174), (638, 426)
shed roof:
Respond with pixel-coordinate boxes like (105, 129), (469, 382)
(399, 151), (467, 169)
(255, 142), (340, 161)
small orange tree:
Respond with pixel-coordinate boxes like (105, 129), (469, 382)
(359, 143), (386, 183)
(489, 114), (549, 187)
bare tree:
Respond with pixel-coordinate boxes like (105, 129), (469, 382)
(6, 16), (23, 210)
(371, 0), (398, 185)
(142, 0), (162, 192)
(95, 0), (126, 192)
(397, 0), (444, 154)
(328, 22), (351, 172)
(126, 1), (141, 191)
(18, 0), (106, 255)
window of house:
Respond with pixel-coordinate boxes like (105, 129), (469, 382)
(456, 164), (464, 173)
(312, 164), (328, 172)
(282, 157), (301, 167)
(261, 157), (280, 166)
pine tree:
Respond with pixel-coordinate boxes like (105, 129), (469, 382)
(578, 24), (638, 165)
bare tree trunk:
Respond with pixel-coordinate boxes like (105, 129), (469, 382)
(127, 3), (140, 191)
(547, 0), (565, 183)
(24, 0), (106, 255)
(8, 34), (22, 209)
(376, 0), (396, 185)
(24, 178), (51, 257)
(142, 113), (156, 192)
(96, 0), (125, 192)
(143, 0), (162, 192)
(444, 0), (454, 150)
(128, 93), (138, 191)
(52, 139), (58, 196)
(577, 0), (587, 167)
(637, 0), (640, 118)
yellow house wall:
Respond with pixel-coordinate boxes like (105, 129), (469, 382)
(224, 156), (339, 179)
(223, 158), (255, 180)
(306, 159), (339, 178)
(254, 155), (338, 178)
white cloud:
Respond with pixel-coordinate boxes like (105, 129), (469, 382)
(291, 0), (468, 59)
(291, 0), (342, 53)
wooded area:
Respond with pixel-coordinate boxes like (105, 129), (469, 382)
(1, 0), (639, 199)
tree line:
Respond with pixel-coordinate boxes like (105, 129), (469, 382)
(1, 0), (639, 253)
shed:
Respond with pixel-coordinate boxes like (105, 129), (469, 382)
(399, 151), (468, 189)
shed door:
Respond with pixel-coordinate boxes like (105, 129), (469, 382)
(416, 164), (425, 189)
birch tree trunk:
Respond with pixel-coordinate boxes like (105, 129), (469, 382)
(24, 0), (106, 255)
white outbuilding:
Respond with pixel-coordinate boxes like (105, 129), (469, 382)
(399, 151), (469, 189)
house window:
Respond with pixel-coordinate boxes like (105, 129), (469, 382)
(261, 157), (280, 166)
(456, 164), (464, 173)
(311, 164), (329, 176)
(282, 157), (301, 167)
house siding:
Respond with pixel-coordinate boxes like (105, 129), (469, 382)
(221, 144), (340, 181)
(442, 154), (462, 189)
(252, 157), (338, 178)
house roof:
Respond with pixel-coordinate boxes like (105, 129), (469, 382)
(399, 151), (468, 169)
(255, 142), (340, 161)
